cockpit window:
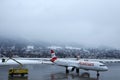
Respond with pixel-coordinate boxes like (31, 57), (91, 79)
(100, 65), (105, 66)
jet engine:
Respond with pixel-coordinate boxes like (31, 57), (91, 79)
(67, 67), (75, 72)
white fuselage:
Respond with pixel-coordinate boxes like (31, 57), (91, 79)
(54, 59), (108, 71)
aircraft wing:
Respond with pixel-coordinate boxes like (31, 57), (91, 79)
(42, 61), (54, 65)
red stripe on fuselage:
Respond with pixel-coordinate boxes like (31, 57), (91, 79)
(79, 62), (94, 66)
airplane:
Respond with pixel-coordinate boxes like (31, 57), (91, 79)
(50, 50), (108, 76)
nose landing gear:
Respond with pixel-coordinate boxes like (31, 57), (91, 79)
(96, 71), (100, 80)
(97, 71), (100, 77)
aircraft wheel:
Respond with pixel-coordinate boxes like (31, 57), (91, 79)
(97, 71), (100, 77)
(21, 73), (25, 77)
(76, 68), (79, 74)
(10, 74), (13, 77)
(66, 67), (69, 74)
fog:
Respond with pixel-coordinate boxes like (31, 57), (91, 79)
(0, 0), (120, 48)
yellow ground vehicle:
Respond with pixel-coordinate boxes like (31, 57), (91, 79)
(9, 68), (28, 77)
(1, 54), (29, 77)
(7, 58), (28, 77)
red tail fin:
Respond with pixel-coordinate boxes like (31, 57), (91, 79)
(51, 50), (54, 54)
(50, 50), (57, 62)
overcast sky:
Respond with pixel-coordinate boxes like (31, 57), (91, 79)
(0, 0), (120, 48)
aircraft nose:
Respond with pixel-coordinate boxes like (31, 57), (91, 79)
(104, 66), (108, 71)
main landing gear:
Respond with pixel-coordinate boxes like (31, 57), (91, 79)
(97, 71), (100, 77)
(76, 68), (79, 74)
(66, 67), (69, 74)
(65, 67), (79, 74)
